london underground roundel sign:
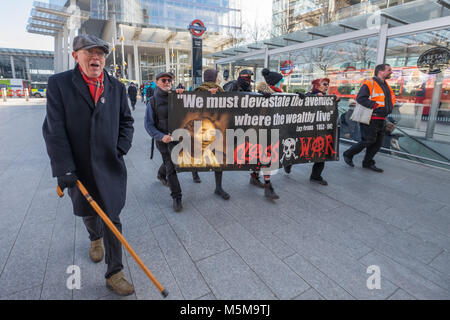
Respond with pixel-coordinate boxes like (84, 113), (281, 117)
(280, 60), (295, 76)
(188, 19), (206, 37)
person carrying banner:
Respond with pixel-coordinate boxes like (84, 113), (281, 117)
(42, 34), (135, 295)
(223, 69), (254, 92)
(191, 68), (230, 200)
(145, 71), (184, 212)
(145, 82), (155, 103)
(127, 82), (137, 111)
(343, 64), (395, 172)
(253, 68), (284, 200)
(284, 77), (336, 185)
(140, 83), (145, 102)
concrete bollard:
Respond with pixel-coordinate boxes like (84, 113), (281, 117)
(25, 88), (29, 102)
(2, 88), (6, 102)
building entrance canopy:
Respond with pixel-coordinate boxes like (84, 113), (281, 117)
(208, 0), (450, 60)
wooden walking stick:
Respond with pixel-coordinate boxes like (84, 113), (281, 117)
(57, 180), (168, 298)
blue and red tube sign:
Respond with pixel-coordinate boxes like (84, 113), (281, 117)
(280, 60), (295, 76)
(188, 19), (206, 37)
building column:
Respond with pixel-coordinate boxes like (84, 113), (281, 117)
(165, 43), (170, 72)
(53, 36), (59, 74)
(25, 57), (31, 81)
(54, 34), (61, 74)
(126, 53), (132, 79)
(58, 32), (64, 73)
(376, 24), (388, 65)
(69, 28), (76, 70)
(69, 0), (78, 69)
(133, 41), (140, 84)
(10, 56), (16, 78)
(63, 24), (69, 71)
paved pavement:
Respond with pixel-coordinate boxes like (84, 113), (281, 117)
(0, 101), (449, 300)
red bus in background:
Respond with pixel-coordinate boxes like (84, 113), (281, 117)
(327, 67), (450, 116)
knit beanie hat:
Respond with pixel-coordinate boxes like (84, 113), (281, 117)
(204, 69), (218, 82)
(262, 68), (283, 86)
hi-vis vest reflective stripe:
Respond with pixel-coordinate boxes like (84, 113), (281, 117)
(363, 78), (395, 108)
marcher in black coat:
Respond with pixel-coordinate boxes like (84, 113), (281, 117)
(127, 82), (137, 110)
(284, 78), (336, 185)
(42, 34), (134, 296)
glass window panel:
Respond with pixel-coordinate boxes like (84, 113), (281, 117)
(385, 28), (450, 165)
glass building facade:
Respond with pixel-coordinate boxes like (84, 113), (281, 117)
(32, 0), (241, 87)
(87, 0), (241, 34)
(0, 48), (54, 83)
(213, 0), (450, 169)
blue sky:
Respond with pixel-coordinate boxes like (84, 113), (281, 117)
(0, 0), (272, 52)
(0, 0), (54, 51)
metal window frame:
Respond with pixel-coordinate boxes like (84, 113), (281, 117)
(215, 16), (450, 69)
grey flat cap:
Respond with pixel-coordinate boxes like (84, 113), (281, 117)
(156, 72), (174, 80)
(73, 34), (109, 54)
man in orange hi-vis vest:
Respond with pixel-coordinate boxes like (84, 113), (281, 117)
(343, 64), (395, 172)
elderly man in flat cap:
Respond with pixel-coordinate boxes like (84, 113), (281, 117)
(42, 34), (135, 296)
(145, 71), (186, 212)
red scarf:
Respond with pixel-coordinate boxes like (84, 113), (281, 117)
(79, 65), (104, 104)
(269, 86), (283, 93)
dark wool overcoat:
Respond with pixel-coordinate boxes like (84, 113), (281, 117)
(42, 65), (134, 219)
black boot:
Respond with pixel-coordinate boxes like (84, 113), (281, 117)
(173, 197), (183, 212)
(157, 174), (169, 187)
(215, 188), (230, 200)
(192, 171), (201, 183)
(214, 171), (230, 200)
(264, 182), (279, 200)
(250, 172), (264, 188)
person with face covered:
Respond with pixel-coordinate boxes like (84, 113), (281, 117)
(252, 68), (286, 200)
(185, 69), (230, 200)
(284, 78), (335, 185)
(145, 71), (185, 212)
(42, 35), (134, 296)
(224, 69), (254, 92)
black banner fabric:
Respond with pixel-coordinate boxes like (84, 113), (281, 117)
(168, 92), (339, 172)
(191, 37), (203, 86)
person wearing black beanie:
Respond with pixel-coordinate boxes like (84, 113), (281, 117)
(249, 68), (284, 200)
(262, 68), (283, 87)
(190, 69), (231, 200)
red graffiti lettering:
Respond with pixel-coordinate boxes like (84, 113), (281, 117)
(299, 137), (313, 159)
(298, 134), (336, 160)
(311, 136), (325, 158)
(325, 134), (337, 156)
(234, 141), (279, 165)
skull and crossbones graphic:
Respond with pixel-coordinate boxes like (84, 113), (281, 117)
(280, 137), (298, 163)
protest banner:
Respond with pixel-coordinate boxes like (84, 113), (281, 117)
(168, 92), (339, 172)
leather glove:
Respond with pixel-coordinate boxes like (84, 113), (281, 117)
(261, 92), (271, 98)
(296, 91), (305, 99)
(57, 172), (78, 192)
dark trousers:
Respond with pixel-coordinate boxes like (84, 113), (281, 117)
(159, 167), (224, 190)
(310, 162), (325, 180)
(344, 119), (386, 167)
(130, 99), (136, 110)
(82, 215), (123, 279)
(156, 140), (182, 199)
(284, 162), (325, 180)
